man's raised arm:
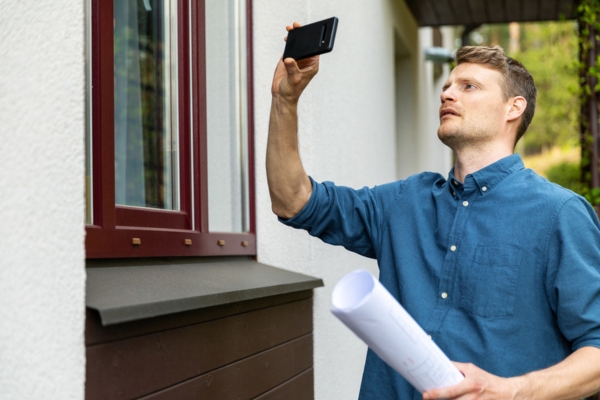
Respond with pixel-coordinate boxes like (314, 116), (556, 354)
(267, 22), (319, 219)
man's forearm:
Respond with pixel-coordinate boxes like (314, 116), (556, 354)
(266, 95), (312, 219)
(424, 346), (600, 399)
(512, 346), (600, 399)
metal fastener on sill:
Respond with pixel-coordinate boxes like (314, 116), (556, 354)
(184, 239), (192, 246)
(241, 241), (249, 247)
(132, 238), (141, 245)
(218, 240), (226, 246)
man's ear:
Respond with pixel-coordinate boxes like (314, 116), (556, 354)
(507, 96), (527, 122)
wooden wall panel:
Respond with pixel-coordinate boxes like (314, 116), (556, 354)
(86, 293), (314, 400)
(255, 369), (314, 400)
(86, 290), (313, 345)
(139, 335), (313, 400)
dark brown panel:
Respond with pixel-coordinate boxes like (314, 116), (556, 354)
(486, 0), (507, 23)
(254, 369), (314, 400)
(406, 0), (577, 26)
(139, 335), (313, 400)
(466, 0), (487, 24)
(432, 0), (456, 26)
(557, 0), (577, 19)
(86, 298), (313, 399)
(504, 0), (522, 21)
(403, 0), (422, 24)
(539, 0), (558, 21)
(521, 0), (539, 21)
(521, 0), (538, 21)
(86, 290), (313, 345)
(447, 0), (475, 25)
(417, 0), (441, 26)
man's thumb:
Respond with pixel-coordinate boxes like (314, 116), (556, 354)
(283, 58), (299, 77)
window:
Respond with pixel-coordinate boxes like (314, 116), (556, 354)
(86, 0), (255, 258)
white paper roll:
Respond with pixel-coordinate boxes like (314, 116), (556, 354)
(331, 269), (464, 393)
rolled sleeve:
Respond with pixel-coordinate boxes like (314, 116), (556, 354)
(280, 177), (396, 259)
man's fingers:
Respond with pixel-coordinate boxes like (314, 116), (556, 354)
(296, 55), (320, 72)
(286, 21), (303, 32)
(423, 383), (469, 399)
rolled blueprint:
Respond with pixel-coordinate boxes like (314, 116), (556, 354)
(331, 269), (464, 393)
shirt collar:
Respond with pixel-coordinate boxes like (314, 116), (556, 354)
(447, 154), (524, 197)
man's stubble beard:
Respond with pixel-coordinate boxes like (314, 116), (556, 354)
(437, 121), (495, 152)
(437, 124), (470, 151)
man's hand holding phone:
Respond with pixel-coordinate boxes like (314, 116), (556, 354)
(272, 22), (321, 104)
(272, 18), (337, 103)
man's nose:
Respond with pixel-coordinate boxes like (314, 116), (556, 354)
(440, 86), (455, 104)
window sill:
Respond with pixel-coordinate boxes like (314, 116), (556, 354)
(86, 257), (324, 326)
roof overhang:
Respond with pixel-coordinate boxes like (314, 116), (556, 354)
(404, 0), (580, 27)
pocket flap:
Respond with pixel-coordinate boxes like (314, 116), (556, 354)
(470, 246), (523, 266)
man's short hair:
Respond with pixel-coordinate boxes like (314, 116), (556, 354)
(455, 46), (537, 144)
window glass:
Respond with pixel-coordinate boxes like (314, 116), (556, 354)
(113, 0), (180, 210)
(205, 0), (249, 232)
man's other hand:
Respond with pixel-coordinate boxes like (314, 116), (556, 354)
(422, 362), (521, 400)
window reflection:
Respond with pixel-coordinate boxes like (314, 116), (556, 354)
(206, 0), (249, 232)
(114, 0), (179, 210)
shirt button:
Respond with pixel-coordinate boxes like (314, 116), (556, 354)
(463, 201), (469, 207)
(441, 292), (448, 299)
(450, 245), (457, 252)
(453, 180), (458, 186)
(482, 186), (488, 192)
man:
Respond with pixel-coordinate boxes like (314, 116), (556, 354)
(267, 22), (600, 399)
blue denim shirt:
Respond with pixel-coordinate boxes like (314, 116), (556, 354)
(281, 154), (600, 400)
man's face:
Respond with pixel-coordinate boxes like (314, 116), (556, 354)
(437, 62), (510, 150)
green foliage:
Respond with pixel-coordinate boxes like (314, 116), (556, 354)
(546, 161), (600, 206)
(514, 22), (580, 154)
(546, 161), (581, 188)
(578, 0), (600, 203)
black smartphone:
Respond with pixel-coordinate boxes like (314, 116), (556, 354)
(283, 17), (338, 61)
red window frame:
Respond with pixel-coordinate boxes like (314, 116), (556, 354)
(86, 0), (256, 258)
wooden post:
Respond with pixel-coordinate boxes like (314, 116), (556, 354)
(580, 16), (600, 215)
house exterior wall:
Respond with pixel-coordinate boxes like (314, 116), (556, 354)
(0, 0), (452, 398)
(253, 1), (452, 399)
(0, 1), (86, 399)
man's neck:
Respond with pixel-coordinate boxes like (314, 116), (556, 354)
(452, 144), (513, 183)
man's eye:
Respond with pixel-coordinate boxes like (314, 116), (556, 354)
(465, 84), (476, 90)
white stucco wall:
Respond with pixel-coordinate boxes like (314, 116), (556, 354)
(0, 0), (452, 398)
(253, 1), (452, 399)
(0, 1), (86, 399)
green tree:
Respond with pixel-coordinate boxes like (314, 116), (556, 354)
(514, 22), (580, 155)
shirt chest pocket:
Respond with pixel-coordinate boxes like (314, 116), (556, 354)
(459, 246), (523, 317)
